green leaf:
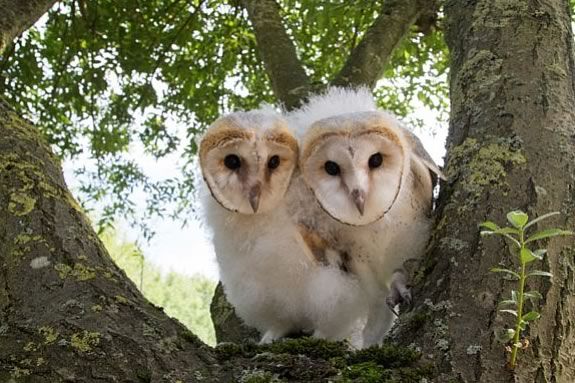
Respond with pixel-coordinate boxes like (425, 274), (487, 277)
(503, 328), (516, 341)
(511, 290), (517, 302)
(525, 229), (574, 243)
(500, 309), (518, 317)
(480, 221), (500, 231)
(490, 267), (520, 280)
(482, 231), (521, 248)
(533, 249), (547, 259)
(522, 311), (541, 322)
(498, 300), (517, 307)
(524, 211), (560, 230)
(524, 291), (543, 300)
(527, 270), (553, 279)
(507, 211), (528, 229)
(520, 248), (537, 264)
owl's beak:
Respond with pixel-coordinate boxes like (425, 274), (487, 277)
(248, 183), (262, 213)
(351, 189), (365, 216)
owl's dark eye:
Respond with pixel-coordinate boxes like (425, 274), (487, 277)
(224, 154), (241, 170)
(368, 152), (383, 169)
(268, 155), (280, 170)
(324, 161), (340, 176)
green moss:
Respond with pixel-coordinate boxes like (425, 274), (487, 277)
(23, 342), (38, 352)
(8, 193), (36, 216)
(38, 326), (59, 344)
(264, 337), (349, 360)
(239, 369), (283, 383)
(348, 344), (420, 368)
(70, 331), (100, 352)
(343, 361), (385, 382)
(446, 137), (526, 208)
(14, 234), (42, 246)
(54, 263), (96, 281)
(9, 366), (31, 379)
(54, 263), (72, 279)
(114, 295), (129, 304)
(216, 337), (427, 382)
(91, 304), (103, 312)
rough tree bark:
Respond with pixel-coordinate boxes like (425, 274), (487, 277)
(392, 1), (575, 382)
(2, 0), (575, 381)
(241, 0), (311, 110)
(331, 0), (429, 88)
(0, 0), (58, 54)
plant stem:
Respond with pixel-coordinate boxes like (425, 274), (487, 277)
(510, 230), (526, 368)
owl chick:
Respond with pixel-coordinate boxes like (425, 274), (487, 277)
(288, 88), (443, 347)
(199, 108), (367, 344)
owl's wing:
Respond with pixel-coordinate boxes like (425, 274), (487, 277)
(401, 127), (446, 181)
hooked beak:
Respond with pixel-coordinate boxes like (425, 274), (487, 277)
(248, 183), (262, 213)
(351, 189), (365, 216)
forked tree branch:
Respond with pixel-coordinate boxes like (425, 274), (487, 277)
(332, 0), (430, 89)
(0, 0), (58, 54)
(241, 0), (311, 110)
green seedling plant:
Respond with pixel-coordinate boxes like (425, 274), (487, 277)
(480, 210), (573, 369)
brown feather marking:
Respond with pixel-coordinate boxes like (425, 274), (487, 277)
(298, 224), (330, 265)
(409, 157), (434, 213)
(301, 123), (402, 163)
(199, 121), (254, 161)
(264, 127), (299, 154)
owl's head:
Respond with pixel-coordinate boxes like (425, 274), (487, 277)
(199, 110), (298, 215)
(299, 111), (408, 226)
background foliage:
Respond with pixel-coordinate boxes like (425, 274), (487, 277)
(0, 0), (448, 236)
(100, 227), (217, 345)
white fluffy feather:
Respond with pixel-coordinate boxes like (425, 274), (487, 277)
(288, 87), (438, 347)
(288, 87), (376, 138)
(200, 109), (367, 344)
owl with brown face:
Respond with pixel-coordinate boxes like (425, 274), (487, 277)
(199, 108), (367, 345)
(287, 88), (443, 347)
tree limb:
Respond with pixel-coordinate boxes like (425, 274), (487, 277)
(241, 0), (310, 110)
(0, 0), (58, 54)
(332, 0), (430, 89)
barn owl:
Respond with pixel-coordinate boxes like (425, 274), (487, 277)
(287, 88), (443, 347)
(199, 108), (367, 345)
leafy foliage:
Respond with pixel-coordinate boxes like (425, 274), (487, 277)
(99, 227), (216, 345)
(0, 1), (448, 233)
(480, 210), (573, 369)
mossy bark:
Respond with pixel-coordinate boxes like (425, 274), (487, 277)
(0, 98), (222, 381)
(392, 1), (575, 382)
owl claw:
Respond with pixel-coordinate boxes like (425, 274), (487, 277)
(386, 270), (413, 316)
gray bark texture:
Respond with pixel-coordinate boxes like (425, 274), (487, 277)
(331, 0), (428, 89)
(3, 99), (412, 382)
(391, 0), (575, 382)
(1, 0), (575, 381)
(0, 0), (58, 54)
(241, 0), (311, 110)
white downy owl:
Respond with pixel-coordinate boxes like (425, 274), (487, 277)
(287, 88), (443, 347)
(199, 108), (367, 344)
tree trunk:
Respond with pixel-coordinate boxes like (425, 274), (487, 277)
(393, 1), (575, 382)
(2, 0), (575, 381)
(0, 94), (424, 383)
(0, 0), (58, 54)
(0, 98), (223, 381)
